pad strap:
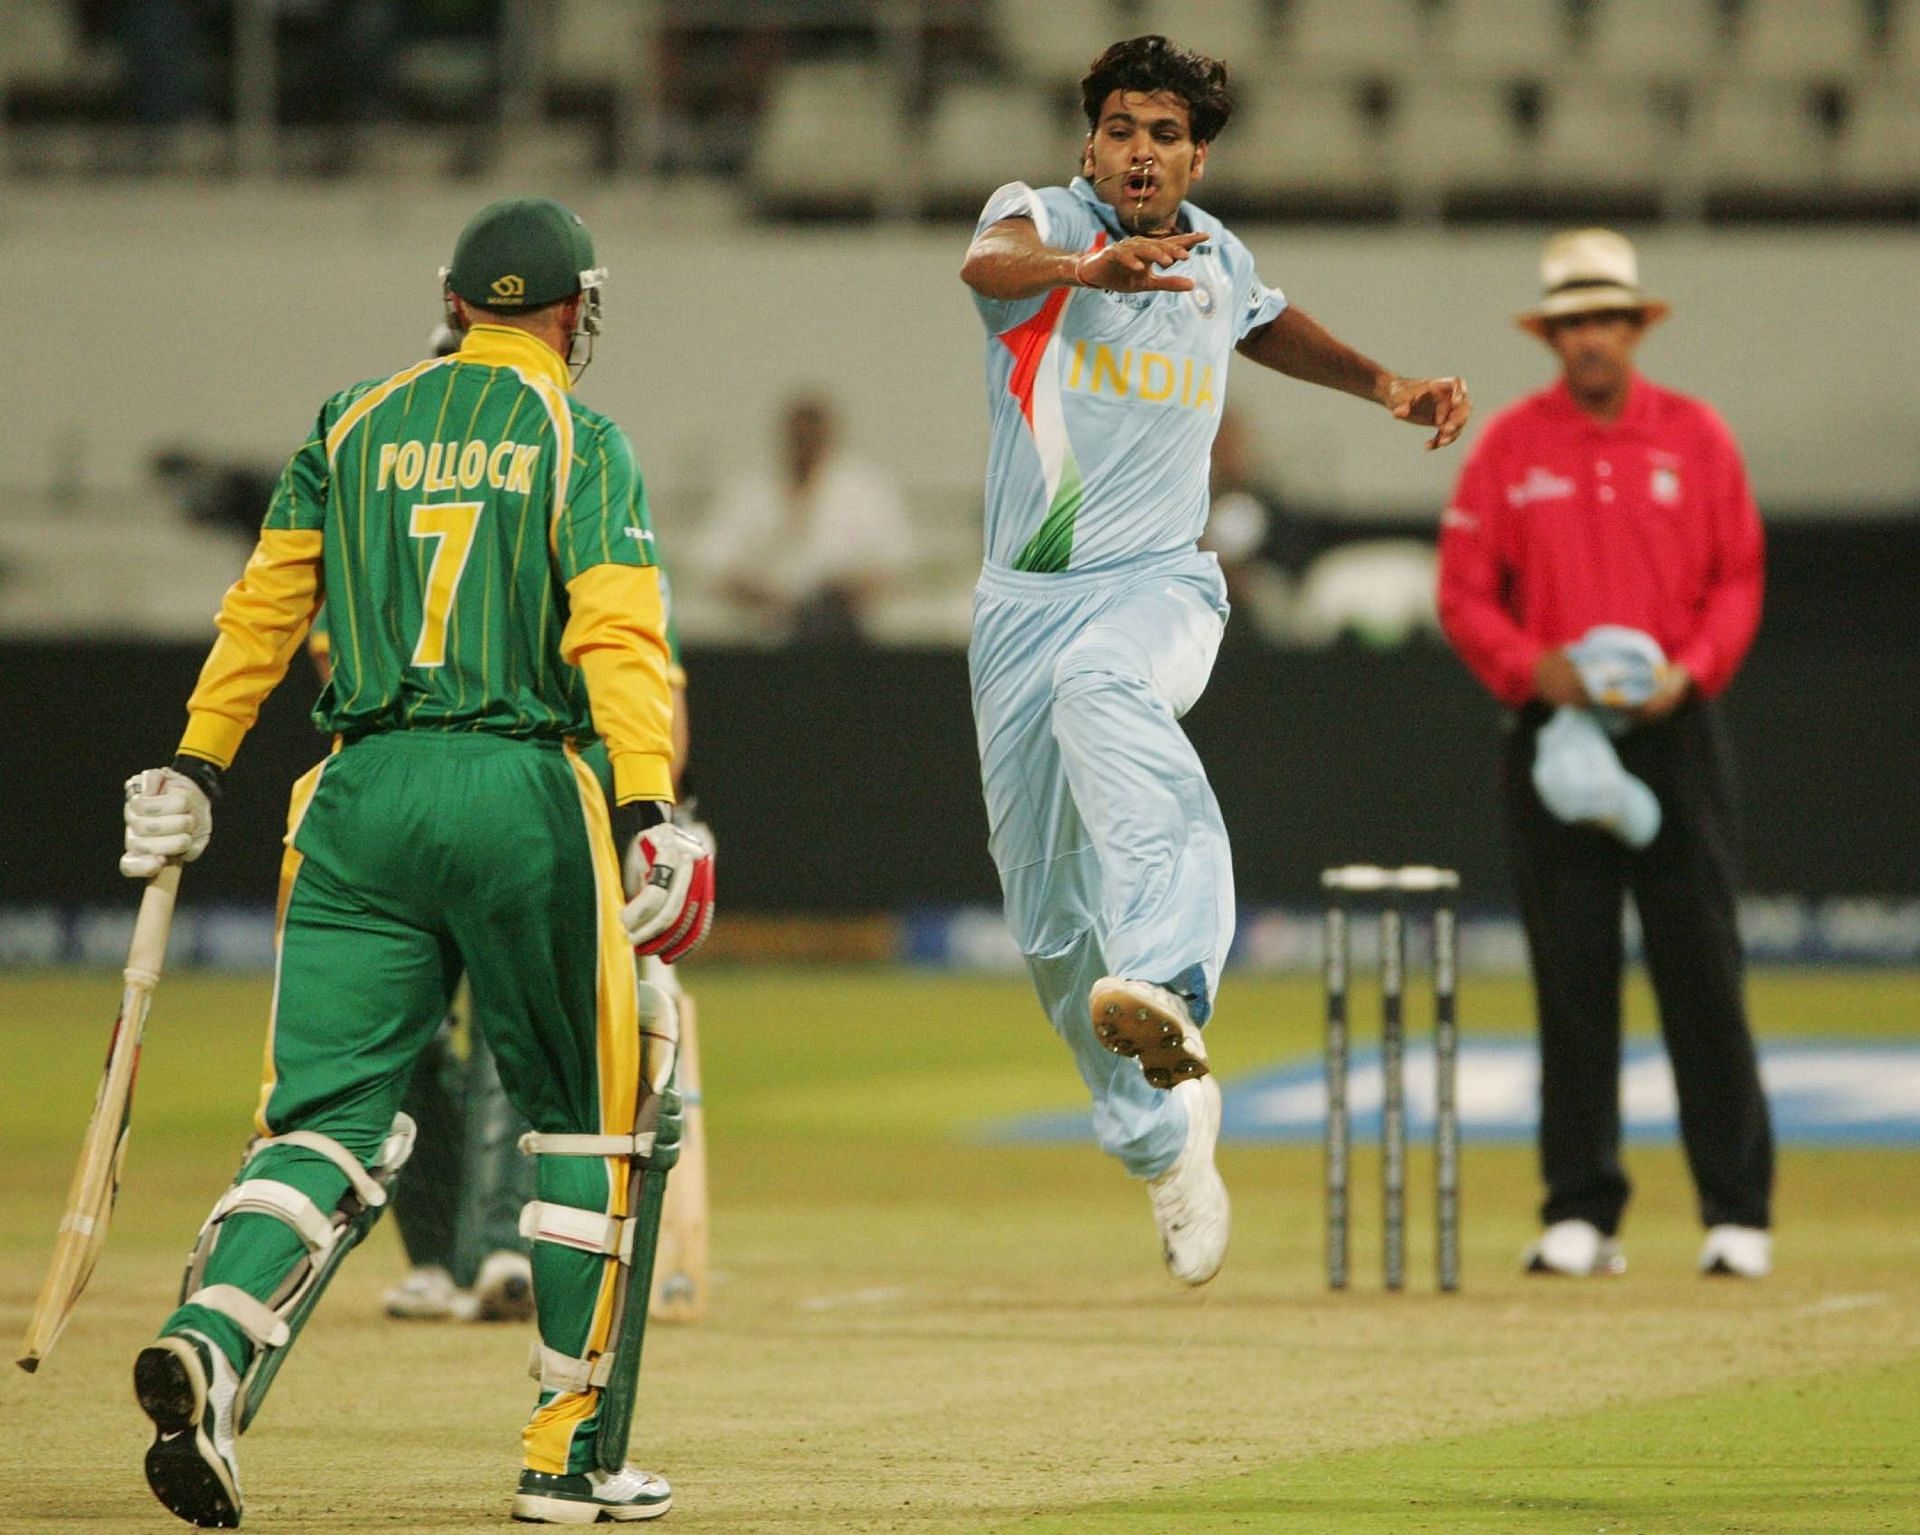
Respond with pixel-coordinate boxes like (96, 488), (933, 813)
(254, 1129), (388, 1207)
(518, 1130), (656, 1159)
(527, 1340), (615, 1394)
(188, 1284), (293, 1349)
(519, 1201), (634, 1261)
(212, 1179), (337, 1255)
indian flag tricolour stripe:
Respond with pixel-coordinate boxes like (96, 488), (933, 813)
(1001, 233), (1104, 574)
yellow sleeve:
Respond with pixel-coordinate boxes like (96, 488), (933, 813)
(563, 562), (676, 805)
(177, 529), (325, 768)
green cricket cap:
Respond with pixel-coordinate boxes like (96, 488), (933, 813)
(445, 196), (596, 311)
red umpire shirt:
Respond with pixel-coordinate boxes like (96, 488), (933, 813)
(1438, 372), (1764, 704)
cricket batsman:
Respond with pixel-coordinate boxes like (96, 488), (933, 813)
(117, 196), (713, 1526)
(960, 36), (1470, 1284)
(310, 446), (698, 1327)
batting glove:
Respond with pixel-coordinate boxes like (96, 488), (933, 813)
(620, 822), (715, 963)
(121, 767), (213, 879)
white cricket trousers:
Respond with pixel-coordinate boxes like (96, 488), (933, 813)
(968, 546), (1235, 1178)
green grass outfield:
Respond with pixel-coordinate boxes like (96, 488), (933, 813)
(2, 967), (1916, 1534)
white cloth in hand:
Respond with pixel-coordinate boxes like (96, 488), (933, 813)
(121, 767), (213, 878)
(1531, 708), (1662, 849)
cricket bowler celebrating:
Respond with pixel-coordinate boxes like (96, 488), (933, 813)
(960, 36), (1470, 1284)
(117, 196), (714, 1526)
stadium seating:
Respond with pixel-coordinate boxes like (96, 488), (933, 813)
(747, 60), (907, 216)
(1135, 0), (1276, 76)
(1836, 82), (1920, 196)
(1687, 85), (1839, 198)
(992, 0), (1120, 84)
(1278, 0), (1432, 79)
(1433, 0), (1577, 82)
(1883, 0), (1920, 79)
(544, 0), (634, 93)
(1200, 80), (1393, 216)
(922, 81), (1076, 215)
(1387, 80), (1537, 209)
(2, 0), (1916, 222)
(1534, 80), (1677, 208)
(1580, 0), (1729, 83)
(3, 0), (84, 81)
(1731, 0), (1874, 83)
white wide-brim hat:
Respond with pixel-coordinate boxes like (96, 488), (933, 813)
(1517, 227), (1671, 336)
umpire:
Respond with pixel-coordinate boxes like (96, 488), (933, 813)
(1437, 229), (1774, 1280)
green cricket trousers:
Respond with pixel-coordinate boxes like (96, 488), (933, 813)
(161, 730), (645, 1474)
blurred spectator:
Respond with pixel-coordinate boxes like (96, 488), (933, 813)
(1200, 408), (1306, 643)
(699, 394), (912, 645)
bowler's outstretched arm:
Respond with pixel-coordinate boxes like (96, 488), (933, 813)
(1238, 306), (1471, 451)
(961, 216), (1205, 300)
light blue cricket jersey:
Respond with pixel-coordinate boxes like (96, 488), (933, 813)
(970, 177), (1287, 574)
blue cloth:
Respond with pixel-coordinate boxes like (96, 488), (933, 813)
(1532, 707), (1663, 849)
(969, 178), (1287, 574)
(969, 547), (1234, 1177)
(1567, 625), (1668, 735)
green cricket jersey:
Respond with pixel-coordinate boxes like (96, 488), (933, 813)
(294, 327), (655, 739)
(179, 325), (678, 804)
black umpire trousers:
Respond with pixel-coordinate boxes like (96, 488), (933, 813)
(1501, 696), (1774, 1236)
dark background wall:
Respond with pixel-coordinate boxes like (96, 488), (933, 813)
(5, 521), (1914, 910)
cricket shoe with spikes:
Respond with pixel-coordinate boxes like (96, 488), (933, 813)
(512, 1465), (673, 1524)
(1090, 977), (1208, 1091)
(134, 1330), (242, 1528)
(1147, 1075), (1230, 1285)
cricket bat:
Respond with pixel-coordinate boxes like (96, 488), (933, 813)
(17, 858), (181, 1373)
(648, 987), (708, 1323)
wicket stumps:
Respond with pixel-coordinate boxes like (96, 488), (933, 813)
(1321, 864), (1461, 1294)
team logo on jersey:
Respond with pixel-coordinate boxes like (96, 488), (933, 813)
(490, 274), (527, 303)
(1650, 466), (1682, 505)
(1190, 279), (1216, 317)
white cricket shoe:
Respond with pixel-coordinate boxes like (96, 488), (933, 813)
(134, 1330), (243, 1529)
(512, 1464), (672, 1523)
(383, 1264), (463, 1320)
(465, 1250), (536, 1322)
(1146, 1075), (1230, 1286)
(1699, 1225), (1772, 1278)
(1523, 1219), (1627, 1276)
(1090, 977), (1209, 1091)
